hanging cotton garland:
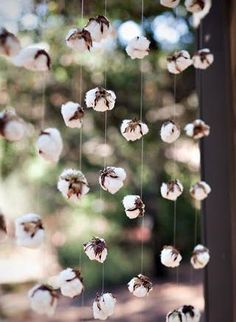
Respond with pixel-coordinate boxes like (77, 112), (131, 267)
(179, 305), (201, 322)
(0, 27), (21, 57)
(184, 119), (210, 139)
(160, 120), (180, 143)
(167, 50), (192, 74)
(185, 0), (208, 13)
(85, 15), (112, 42)
(126, 36), (150, 60)
(36, 128), (63, 163)
(61, 101), (84, 128)
(99, 166), (126, 194)
(191, 244), (210, 269)
(28, 284), (58, 316)
(160, 0), (180, 8)
(120, 119), (149, 141)
(160, 246), (182, 268)
(93, 293), (116, 320)
(128, 274), (153, 298)
(122, 195), (145, 219)
(83, 237), (108, 263)
(0, 109), (26, 142)
(192, 48), (214, 69)
(0, 213), (7, 242)
(161, 180), (183, 201)
(85, 87), (116, 112)
(57, 268), (84, 298)
(15, 213), (44, 249)
(66, 28), (93, 51)
(190, 181), (211, 200)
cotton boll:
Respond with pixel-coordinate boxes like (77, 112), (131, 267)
(93, 293), (116, 320)
(85, 87), (116, 112)
(161, 246), (182, 268)
(185, 0), (207, 13)
(160, 121), (180, 143)
(0, 109), (26, 142)
(167, 51), (192, 74)
(179, 305), (201, 322)
(57, 169), (89, 202)
(128, 274), (152, 298)
(191, 244), (210, 269)
(192, 0), (211, 27)
(66, 28), (93, 51)
(61, 101), (84, 128)
(120, 119), (149, 141)
(37, 128), (63, 163)
(161, 180), (183, 201)
(84, 237), (108, 263)
(0, 28), (21, 57)
(0, 213), (7, 242)
(122, 195), (145, 219)
(58, 268), (84, 298)
(126, 36), (150, 60)
(184, 119), (210, 139)
(99, 166), (126, 194)
(192, 49), (214, 69)
(160, 0), (180, 8)
(166, 310), (187, 322)
(28, 284), (58, 316)
(85, 16), (112, 42)
(190, 181), (211, 201)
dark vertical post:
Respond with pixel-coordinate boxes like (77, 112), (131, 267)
(197, 1), (236, 322)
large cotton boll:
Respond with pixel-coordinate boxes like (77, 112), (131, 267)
(167, 50), (192, 74)
(120, 119), (149, 141)
(160, 121), (180, 143)
(85, 87), (116, 112)
(37, 128), (63, 163)
(99, 166), (126, 194)
(66, 28), (93, 51)
(128, 274), (152, 298)
(126, 36), (150, 60)
(58, 268), (84, 298)
(84, 237), (108, 263)
(0, 27), (21, 57)
(61, 101), (84, 128)
(85, 16), (112, 42)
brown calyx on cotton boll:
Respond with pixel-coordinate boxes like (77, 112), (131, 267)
(35, 49), (51, 70)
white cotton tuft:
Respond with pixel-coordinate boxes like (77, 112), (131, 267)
(0, 28), (21, 57)
(61, 101), (84, 128)
(179, 305), (201, 322)
(191, 244), (210, 269)
(192, 0), (212, 27)
(192, 48), (214, 70)
(57, 168), (89, 202)
(166, 310), (187, 322)
(36, 128), (63, 163)
(184, 119), (210, 139)
(122, 195), (145, 219)
(99, 166), (126, 194)
(128, 274), (152, 298)
(167, 50), (192, 74)
(0, 213), (7, 242)
(126, 36), (150, 60)
(190, 181), (211, 201)
(15, 213), (44, 249)
(85, 16), (112, 42)
(93, 293), (116, 320)
(65, 28), (93, 51)
(84, 237), (108, 263)
(120, 119), (149, 141)
(0, 109), (26, 142)
(57, 268), (84, 298)
(28, 284), (58, 316)
(161, 246), (182, 268)
(160, 0), (180, 8)
(85, 87), (116, 112)
(185, 0), (208, 13)
(161, 180), (183, 201)
(160, 121), (180, 143)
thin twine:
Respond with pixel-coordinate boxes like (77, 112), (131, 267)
(173, 75), (177, 249)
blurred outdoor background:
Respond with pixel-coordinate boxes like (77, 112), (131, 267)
(0, 0), (204, 321)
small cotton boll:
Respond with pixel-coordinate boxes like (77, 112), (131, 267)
(185, 0), (207, 13)
(85, 87), (116, 112)
(57, 169), (89, 202)
(99, 166), (126, 194)
(192, 0), (211, 27)
(120, 119), (149, 141)
(161, 180), (183, 201)
(160, 121), (180, 143)
(28, 284), (58, 316)
(190, 181), (211, 201)
(167, 51), (192, 74)
(84, 237), (108, 263)
(184, 119), (210, 139)
(61, 101), (84, 128)
(0, 109), (26, 142)
(126, 36), (150, 60)
(0, 213), (7, 242)
(37, 128), (63, 163)
(166, 310), (187, 322)
(193, 49), (214, 70)
(58, 268), (84, 298)
(179, 305), (201, 322)
(160, 0), (180, 8)
(122, 195), (145, 219)
(128, 274), (153, 298)
(0, 28), (21, 57)
(161, 246), (182, 268)
(66, 28), (92, 51)
(85, 16), (112, 42)
(191, 244), (210, 269)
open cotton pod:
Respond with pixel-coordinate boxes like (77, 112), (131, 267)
(166, 309), (187, 322)
(185, 0), (208, 13)
(120, 119), (149, 141)
(161, 246), (182, 268)
(66, 28), (92, 51)
(160, 120), (180, 143)
(179, 305), (201, 322)
(99, 166), (126, 194)
(126, 36), (150, 59)
(167, 50), (192, 74)
(58, 268), (84, 298)
(160, 0), (180, 8)
(192, 0), (211, 27)
(84, 237), (108, 263)
(0, 27), (21, 57)
(190, 181), (211, 201)
(128, 274), (152, 298)
(184, 119), (210, 139)
(37, 128), (63, 163)
(28, 284), (58, 316)
(122, 195), (145, 219)
(57, 169), (89, 202)
(15, 213), (44, 248)
(85, 87), (116, 112)
(0, 109), (26, 142)
(191, 244), (210, 269)
(93, 293), (116, 320)
(161, 180), (183, 201)
(192, 48), (214, 69)
(61, 101), (84, 128)
(85, 16), (112, 43)
(0, 213), (7, 242)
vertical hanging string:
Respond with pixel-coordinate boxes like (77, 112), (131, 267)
(79, 0), (84, 171)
